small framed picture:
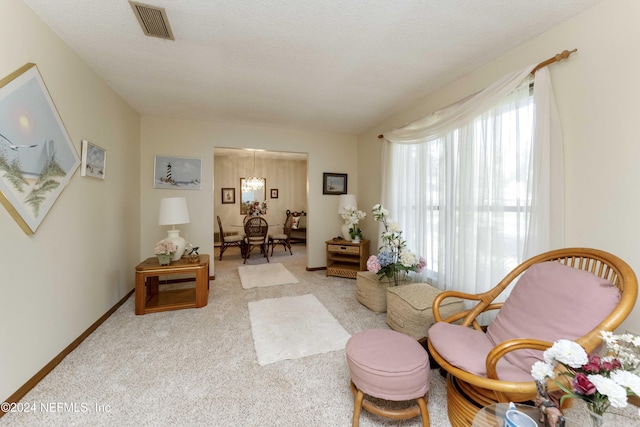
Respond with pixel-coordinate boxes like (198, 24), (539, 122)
(271, 189), (279, 199)
(81, 140), (106, 180)
(323, 173), (347, 195)
(221, 188), (235, 204)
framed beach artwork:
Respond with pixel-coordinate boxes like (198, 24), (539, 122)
(153, 155), (201, 190)
(322, 173), (347, 195)
(80, 140), (106, 179)
(0, 63), (80, 234)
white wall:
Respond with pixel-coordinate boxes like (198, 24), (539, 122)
(140, 116), (357, 270)
(358, 0), (640, 333)
(0, 0), (141, 401)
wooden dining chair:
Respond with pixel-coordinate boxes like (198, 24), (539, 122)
(216, 216), (244, 260)
(243, 216), (269, 264)
(269, 214), (293, 256)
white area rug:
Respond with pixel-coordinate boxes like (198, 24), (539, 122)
(238, 262), (299, 289)
(248, 294), (351, 366)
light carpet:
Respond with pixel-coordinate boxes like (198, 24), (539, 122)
(238, 262), (299, 289)
(248, 294), (351, 366)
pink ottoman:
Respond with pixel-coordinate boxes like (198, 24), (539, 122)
(345, 329), (430, 426)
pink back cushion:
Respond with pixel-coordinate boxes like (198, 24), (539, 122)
(486, 261), (620, 374)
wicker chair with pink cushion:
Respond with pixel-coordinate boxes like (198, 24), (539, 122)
(427, 248), (637, 427)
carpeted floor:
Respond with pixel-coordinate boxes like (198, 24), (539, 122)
(2, 244), (639, 426)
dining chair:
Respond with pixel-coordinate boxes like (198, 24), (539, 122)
(216, 216), (244, 260)
(269, 214), (293, 256)
(243, 216), (269, 264)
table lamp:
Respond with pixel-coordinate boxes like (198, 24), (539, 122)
(337, 194), (357, 241)
(159, 197), (190, 261)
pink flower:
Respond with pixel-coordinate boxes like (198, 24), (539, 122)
(573, 373), (597, 395)
(416, 256), (427, 273)
(366, 255), (381, 273)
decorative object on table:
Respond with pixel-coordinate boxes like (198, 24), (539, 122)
(366, 204), (426, 286)
(531, 331), (640, 426)
(241, 150), (265, 192)
(80, 139), (106, 179)
(0, 63), (80, 235)
(221, 187), (235, 204)
(337, 194), (365, 241)
(158, 197), (190, 261)
(247, 200), (268, 216)
(323, 172), (347, 195)
(270, 188), (278, 199)
(534, 380), (565, 427)
(154, 239), (176, 265)
(153, 155), (201, 190)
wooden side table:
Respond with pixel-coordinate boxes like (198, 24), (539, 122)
(135, 254), (210, 315)
(326, 239), (369, 279)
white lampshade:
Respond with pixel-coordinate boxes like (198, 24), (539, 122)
(159, 197), (190, 226)
(158, 197), (190, 261)
(337, 194), (357, 214)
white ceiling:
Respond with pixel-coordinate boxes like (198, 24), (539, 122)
(22, 0), (601, 135)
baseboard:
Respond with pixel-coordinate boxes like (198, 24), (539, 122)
(1, 288), (135, 418)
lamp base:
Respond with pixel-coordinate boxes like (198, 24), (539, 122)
(341, 221), (352, 241)
(166, 229), (186, 261)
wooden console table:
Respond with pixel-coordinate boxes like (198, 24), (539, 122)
(326, 239), (369, 279)
(135, 254), (210, 315)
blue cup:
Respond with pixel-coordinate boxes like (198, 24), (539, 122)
(505, 409), (538, 427)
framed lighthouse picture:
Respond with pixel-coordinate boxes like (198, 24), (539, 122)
(153, 155), (201, 190)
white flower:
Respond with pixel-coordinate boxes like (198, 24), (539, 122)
(399, 250), (419, 268)
(588, 374), (628, 408)
(388, 220), (401, 233)
(531, 361), (555, 382)
(611, 370), (640, 396)
(544, 339), (588, 368)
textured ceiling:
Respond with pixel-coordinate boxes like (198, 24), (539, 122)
(22, 0), (601, 135)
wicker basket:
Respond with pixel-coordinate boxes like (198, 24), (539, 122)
(355, 271), (402, 313)
(386, 282), (464, 340)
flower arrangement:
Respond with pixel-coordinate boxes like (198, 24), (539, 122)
(340, 205), (366, 240)
(248, 200), (268, 216)
(365, 204), (426, 285)
(531, 331), (640, 420)
(154, 239), (177, 255)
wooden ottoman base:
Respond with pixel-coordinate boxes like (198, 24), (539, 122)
(350, 380), (429, 427)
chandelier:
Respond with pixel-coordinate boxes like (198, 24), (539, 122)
(242, 150), (264, 192)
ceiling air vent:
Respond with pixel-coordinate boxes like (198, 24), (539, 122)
(129, 1), (175, 40)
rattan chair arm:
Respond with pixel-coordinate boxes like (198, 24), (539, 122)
(432, 290), (484, 322)
(486, 338), (553, 380)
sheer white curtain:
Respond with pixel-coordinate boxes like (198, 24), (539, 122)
(381, 66), (564, 296)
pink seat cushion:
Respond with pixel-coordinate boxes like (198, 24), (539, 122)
(487, 262), (620, 375)
(346, 329), (430, 401)
(429, 261), (620, 382)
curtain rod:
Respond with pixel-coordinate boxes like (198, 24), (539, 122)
(377, 48), (578, 139)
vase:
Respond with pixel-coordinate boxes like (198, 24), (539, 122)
(157, 253), (172, 265)
(587, 410), (605, 427)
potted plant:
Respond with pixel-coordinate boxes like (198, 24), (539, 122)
(154, 239), (177, 265)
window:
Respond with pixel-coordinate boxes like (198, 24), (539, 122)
(386, 79), (536, 293)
